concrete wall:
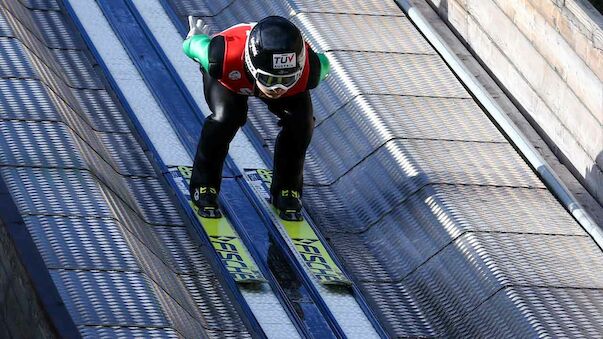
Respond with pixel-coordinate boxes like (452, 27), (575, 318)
(426, 0), (603, 206)
(0, 221), (56, 339)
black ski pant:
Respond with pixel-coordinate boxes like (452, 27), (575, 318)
(190, 72), (314, 198)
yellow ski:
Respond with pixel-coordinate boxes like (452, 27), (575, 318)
(245, 169), (351, 286)
(174, 166), (265, 283)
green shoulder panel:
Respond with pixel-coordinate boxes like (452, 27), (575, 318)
(183, 34), (211, 72)
(317, 53), (330, 81)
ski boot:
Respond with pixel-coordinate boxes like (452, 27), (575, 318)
(192, 186), (222, 218)
(272, 189), (303, 222)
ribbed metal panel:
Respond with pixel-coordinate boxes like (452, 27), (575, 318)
(1, 5), (83, 103)
(316, 95), (508, 141)
(0, 167), (112, 217)
(0, 10), (13, 36)
(358, 281), (444, 337)
(0, 38), (37, 78)
(358, 238), (603, 338)
(468, 234), (603, 288)
(293, 13), (434, 54)
(50, 270), (170, 327)
(468, 286), (603, 338)
(79, 326), (180, 339)
(206, 329), (253, 338)
(51, 49), (104, 89)
(20, 42), (83, 107)
(17, 0), (60, 11)
(99, 186), (176, 258)
(284, 0), (405, 16)
(304, 153), (544, 232)
(58, 114), (137, 180)
(182, 274), (249, 331)
(328, 51), (471, 99)
(154, 226), (211, 274)
(98, 133), (156, 176)
(301, 138), (544, 189)
(0, 120), (83, 168)
(0, 79), (60, 121)
(1, 1), (45, 40)
(126, 178), (185, 225)
(24, 215), (140, 271)
(71, 89), (131, 133)
(149, 279), (208, 339)
(189, 0), (317, 35)
(250, 95), (501, 146)
(168, 0), (233, 17)
(370, 233), (603, 337)
(171, 0), (405, 18)
(30, 9), (82, 49)
(63, 137), (146, 214)
(328, 203), (591, 283)
(124, 231), (204, 322)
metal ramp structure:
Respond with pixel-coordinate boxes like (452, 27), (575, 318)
(0, 0), (602, 338)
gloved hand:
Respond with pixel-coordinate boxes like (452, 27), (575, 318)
(186, 16), (206, 39)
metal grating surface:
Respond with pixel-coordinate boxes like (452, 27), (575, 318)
(315, 95), (508, 142)
(17, 0), (60, 11)
(50, 269), (170, 327)
(126, 178), (185, 226)
(71, 89), (131, 133)
(301, 138), (545, 188)
(2, 0), (47, 44)
(30, 9), (81, 49)
(181, 274), (249, 331)
(24, 215), (140, 271)
(293, 13), (434, 54)
(149, 279), (208, 338)
(328, 51), (471, 99)
(284, 0), (405, 16)
(330, 217), (593, 284)
(167, 0), (234, 17)
(0, 10), (13, 36)
(0, 167), (112, 217)
(79, 326), (180, 339)
(51, 49), (104, 89)
(153, 226), (212, 275)
(98, 133), (156, 176)
(466, 286), (603, 338)
(123, 231), (204, 322)
(0, 38), (37, 78)
(359, 233), (603, 337)
(0, 120), (84, 168)
(0, 79), (60, 121)
(325, 186), (587, 281)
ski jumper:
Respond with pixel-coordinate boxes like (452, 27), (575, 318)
(183, 23), (330, 197)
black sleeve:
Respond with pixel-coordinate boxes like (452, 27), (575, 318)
(306, 47), (322, 90)
(207, 35), (225, 79)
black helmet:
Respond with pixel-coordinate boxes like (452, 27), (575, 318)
(245, 16), (306, 90)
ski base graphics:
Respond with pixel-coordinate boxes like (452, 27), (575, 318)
(173, 166), (265, 283)
(245, 169), (351, 286)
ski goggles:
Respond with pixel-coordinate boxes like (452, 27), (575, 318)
(254, 69), (300, 89)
